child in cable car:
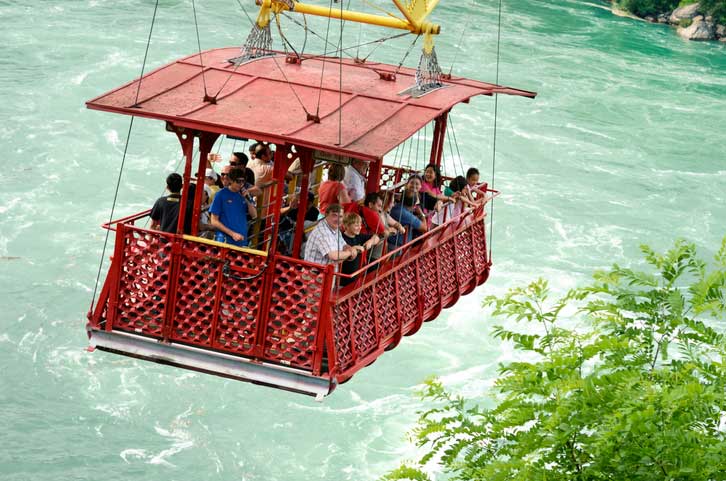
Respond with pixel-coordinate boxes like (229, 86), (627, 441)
(431, 176), (477, 226)
(420, 164), (452, 219)
(465, 167), (488, 204)
(340, 213), (381, 287)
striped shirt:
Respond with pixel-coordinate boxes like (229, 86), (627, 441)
(303, 219), (346, 265)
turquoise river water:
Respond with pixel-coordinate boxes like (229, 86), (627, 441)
(1, 0), (725, 479)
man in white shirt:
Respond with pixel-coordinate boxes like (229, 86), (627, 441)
(344, 159), (367, 203)
(248, 144), (275, 188)
(304, 204), (361, 266)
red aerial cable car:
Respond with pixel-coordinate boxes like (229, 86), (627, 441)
(85, 1), (535, 398)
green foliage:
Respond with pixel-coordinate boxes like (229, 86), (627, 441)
(617, 0), (680, 17)
(385, 239), (726, 481)
(700, 0), (726, 24)
(619, 0), (726, 24)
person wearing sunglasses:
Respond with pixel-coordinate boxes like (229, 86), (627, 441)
(209, 168), (257, 247)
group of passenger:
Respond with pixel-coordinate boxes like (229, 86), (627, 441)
(150, 143), (272, 246)
(150, 143), (487, 287)
(302, 162), (488, 288)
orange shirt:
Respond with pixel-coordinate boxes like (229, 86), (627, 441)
(318, 181), (345, 214)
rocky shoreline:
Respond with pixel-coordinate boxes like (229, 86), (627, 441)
(614, 2), (726, 41)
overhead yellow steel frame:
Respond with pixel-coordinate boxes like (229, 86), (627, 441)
(254, 0), (440, 51)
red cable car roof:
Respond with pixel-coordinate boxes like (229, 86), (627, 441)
(87, 47), (536, 162)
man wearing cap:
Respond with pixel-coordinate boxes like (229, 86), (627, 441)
(204, 168), (220, 201)
(209, 167), (257, 247)
(150, 173), (183, 234)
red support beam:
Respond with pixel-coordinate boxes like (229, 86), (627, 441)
(429, 111), (449, 168)
(175, 131), (195, 235)
(365, 160), (380, 194)
(191, 132), (219, 236)
(292, 149), (314, 258)
(105, 222), (127, 332)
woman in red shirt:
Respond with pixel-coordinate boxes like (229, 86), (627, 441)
(318, 164), (351, 214)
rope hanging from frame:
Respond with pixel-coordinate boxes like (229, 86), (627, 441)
(89, 0), (160, 315)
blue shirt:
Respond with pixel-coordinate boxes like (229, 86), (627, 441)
(388, 203), (422, 248)
(209, 187), (249, 247)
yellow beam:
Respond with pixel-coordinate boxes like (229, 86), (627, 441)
(256, 0), (439, 35)
(182, 235), (269, 257)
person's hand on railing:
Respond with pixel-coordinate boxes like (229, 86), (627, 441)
(364, 234), (381, 250)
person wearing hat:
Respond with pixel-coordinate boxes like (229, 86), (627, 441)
(204, 168), (220, 202)
(150, 173), (183, 233)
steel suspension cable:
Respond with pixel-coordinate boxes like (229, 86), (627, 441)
(448, 3), (474, 76)
(489, 0), (504, 262)
(269, 52), (314, 117)
(447, 114), (466, 177)
(300, 14), (309, 56)
(315, 0), (337, 118)
(337, 0), (350, 146)
(444, 122), (461, 178)
(394, 34), (420, 76)
(90, 0), (160, 314)
(355, 23), (362, 59)
(192, 0), (210, 97)
(212, 0), (257, 99)
(235, 0), (256, 26)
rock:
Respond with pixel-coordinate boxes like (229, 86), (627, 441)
(716, 24), (726, 38)
(670, 3), (701, 24)
(677, 17), (716, 40)
(645, 15), (656, 23)
(657, 13), (670, 24)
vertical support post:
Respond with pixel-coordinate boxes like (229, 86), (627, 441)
(313, 264), (336, 376)
(161, 236), (184, 341)
(191, 132), (219, 236)
(292, 149), (314, 258)
(266, 146), (289, 254)
(175, 130), (195, 235)
(105, 222), (127, 332)
(429, 111), (449, 168)
(251, 145), (289, 357)
(208, 248), (228, 350)
(365, 160), (380, 193)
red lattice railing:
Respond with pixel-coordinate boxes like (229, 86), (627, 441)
(89, 193), (492, 386)
(329, 204), (491, 380)
(109, 227), (174, 338)
(264, 257), (328, 370)
(91, 224), (330, 373)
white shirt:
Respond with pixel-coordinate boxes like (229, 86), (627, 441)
(343, 166), (366, 203)
(303, 220), (346, 265)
